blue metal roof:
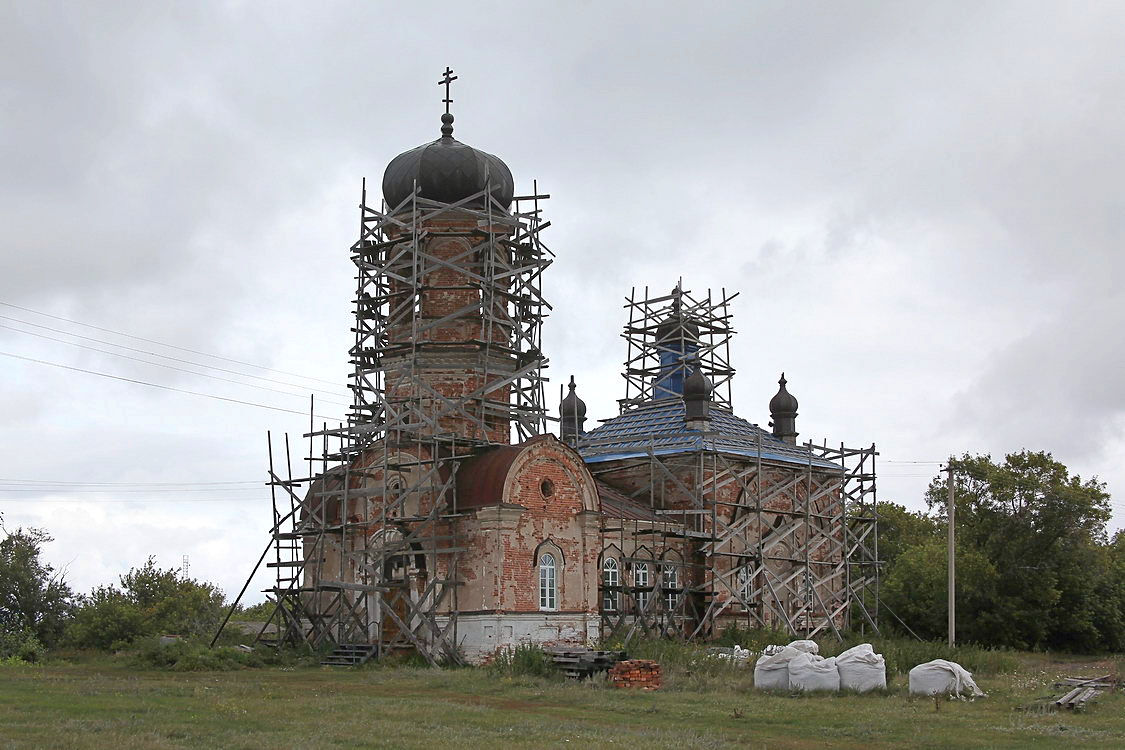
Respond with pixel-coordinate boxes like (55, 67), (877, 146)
(577, 399), (841, 471)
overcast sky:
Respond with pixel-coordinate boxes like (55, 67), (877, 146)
(3, 1), (1124, 601)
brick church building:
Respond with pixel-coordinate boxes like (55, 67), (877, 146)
(251, 73), (878, 665)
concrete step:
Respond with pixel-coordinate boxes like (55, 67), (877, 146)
(320, 642), (378, 667)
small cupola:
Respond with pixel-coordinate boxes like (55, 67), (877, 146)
(768, 373), (799, 444)
(652, 289), (701, 399)
(560, 375), (587, 444)
(683, 363), (712, 430)
(655, 296), (700, 349)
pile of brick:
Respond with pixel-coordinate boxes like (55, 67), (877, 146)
(608, 659), (662, 690)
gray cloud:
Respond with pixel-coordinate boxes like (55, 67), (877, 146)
(3, 0), (1125, 597)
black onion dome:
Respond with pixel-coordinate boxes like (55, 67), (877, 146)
(560, 376), (587, 419)
(683, 366), (712, 399)
(382, 114), (515, 211)
(769, 373), (799, 416)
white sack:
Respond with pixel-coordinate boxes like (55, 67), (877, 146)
(754, 645), (800, 690)
(908, 659), (985, 697)
(835, 643), (886, 692)
(786, 639), (820, 655)
(788, 652), (840, 692)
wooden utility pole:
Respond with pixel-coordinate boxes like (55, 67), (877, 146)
(947, 457), (955, 647)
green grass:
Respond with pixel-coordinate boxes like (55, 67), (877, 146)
(0, 647), (1122, 749)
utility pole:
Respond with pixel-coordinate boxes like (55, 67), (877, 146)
(946, 457), (955, 647)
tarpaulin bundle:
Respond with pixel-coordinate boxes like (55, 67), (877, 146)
(908, 659), (985, 697)
(753, 645), (801, 690)
(836, 643), (887, 692)
(788, 652), (840, 692)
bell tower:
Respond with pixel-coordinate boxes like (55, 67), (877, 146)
(265, 70), (554, 665)
(358, 67), (549, 447)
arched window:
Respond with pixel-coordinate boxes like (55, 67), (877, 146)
(369, 528), (406, 581)
(539, 553), (557, 611)
(662, 563), (680, 611)
(634, 561), (650, 613)
(602, 557), (620, 612)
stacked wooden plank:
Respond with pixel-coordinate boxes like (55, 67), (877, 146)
(1052, 675), (1115, 710)
(542, 647), (626, 679)
(609, 659), (663, 690)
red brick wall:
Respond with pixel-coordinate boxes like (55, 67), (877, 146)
(454, 438), (600, 616)
(595, 456), (845, 626)
(382, 212), (516, 445)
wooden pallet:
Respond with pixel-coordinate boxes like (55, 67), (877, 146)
(541, 647), (626, 679)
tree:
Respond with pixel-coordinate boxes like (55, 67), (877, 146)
(875, 501), (940, 570)
(0, 523), (74, 647)
(67, 557), (226, 650)
(917, 450), (1114, 651)
(880, 537), (1000, 643)
(1088, 531), (1125, 652)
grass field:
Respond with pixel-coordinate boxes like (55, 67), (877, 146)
(1, 649), (1122, 749)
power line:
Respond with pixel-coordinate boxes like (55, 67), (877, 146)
(1, 349), (344, 422)
(0, 298), (341, 387)
(0, 478), (259, 486)
(0, 497), (264, 504)
(0, 313), (348, 399)
(0, 323), (351, 407)
(879, 473), (941, 478)
(0, 487), (263, 494)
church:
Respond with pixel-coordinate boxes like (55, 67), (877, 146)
(249, 71), (879, 665)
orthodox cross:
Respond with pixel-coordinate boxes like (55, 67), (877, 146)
(439, 66), (458, 115)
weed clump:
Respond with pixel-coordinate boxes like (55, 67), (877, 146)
(485, 644), (558, 678)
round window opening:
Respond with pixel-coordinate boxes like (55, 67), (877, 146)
(540, 479), (555, 498)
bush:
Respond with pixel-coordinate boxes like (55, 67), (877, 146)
(0, 629), (46, 663)
(67, 557), (225, 650)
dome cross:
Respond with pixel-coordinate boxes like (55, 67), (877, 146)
(439, 66), (458, 115)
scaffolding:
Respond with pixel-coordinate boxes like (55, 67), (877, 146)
(583, 285), (879, 643)
(619, 284), (736, 411)
(219, 180), (553, 665)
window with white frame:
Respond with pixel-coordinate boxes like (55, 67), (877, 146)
(539, 552), (557, 611)
(736, 566), (753, 606)
(662, 563), (680, 611)
(602, 557), (620, 611)
(634, 562), (650, 613)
